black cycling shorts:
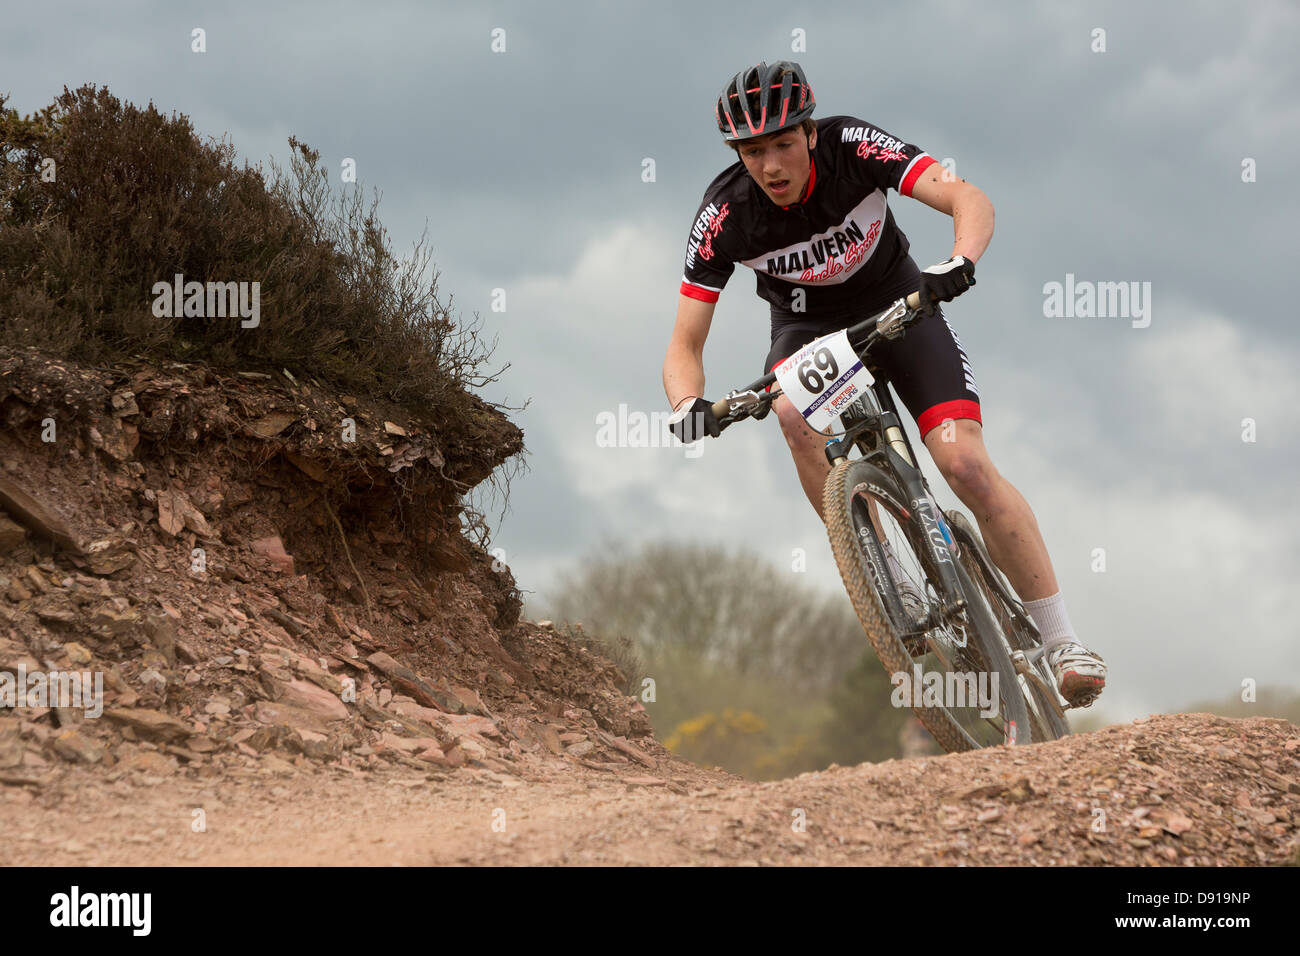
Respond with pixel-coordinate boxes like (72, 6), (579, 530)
(763, 303), (981, 438)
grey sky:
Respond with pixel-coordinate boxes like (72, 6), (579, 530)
(5, 0), (1298, 727)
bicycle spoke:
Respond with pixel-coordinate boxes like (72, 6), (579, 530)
(944, 514), (1068, 744)
(852, 489), (1017, 748)
(825, 460), (1036, 753)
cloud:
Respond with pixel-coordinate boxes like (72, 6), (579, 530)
(1126, 308), (1300, 450)
(488, 209), (1300, 726)
(927, 446), (1296, 726)
(5, 0), (1296, 725)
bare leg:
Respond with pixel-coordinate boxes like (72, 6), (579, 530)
(774, 393), (893, 544)
(773, 393), (834, 520)
(775, 399), (1057, 599)
(922, 419), (1057, 601)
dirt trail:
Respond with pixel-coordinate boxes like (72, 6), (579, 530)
(4, 713), (1296, 866)
(1, 352), (1297, 866)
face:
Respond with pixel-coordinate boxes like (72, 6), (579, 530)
(737, 126), (817, 204)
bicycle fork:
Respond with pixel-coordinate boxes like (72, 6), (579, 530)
(827, 400), (968, 629)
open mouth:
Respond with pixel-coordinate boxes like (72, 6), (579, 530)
(768, 179), (790, 195)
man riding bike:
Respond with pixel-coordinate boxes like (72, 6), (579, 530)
(663, 60), (1106, 708)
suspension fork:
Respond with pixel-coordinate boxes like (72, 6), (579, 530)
(827, 400), (967, 622)
(874, 424), (965, 615)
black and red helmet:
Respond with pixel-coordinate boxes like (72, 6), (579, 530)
(715, 60), (816, 142)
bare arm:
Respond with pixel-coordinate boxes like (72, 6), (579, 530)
(663, 294), (715, 410)
(908, 164), (995, 264)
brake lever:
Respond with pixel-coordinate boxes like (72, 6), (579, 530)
(719, 388), (768, 418)
(874, 298), (913, 340)
(712, 389), (775, 435)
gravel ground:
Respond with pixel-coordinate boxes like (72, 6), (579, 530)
(3, 713), (1297, 866)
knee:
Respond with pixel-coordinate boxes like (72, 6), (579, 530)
(774, 397), (808, 447)
(938, 450), (999, 505)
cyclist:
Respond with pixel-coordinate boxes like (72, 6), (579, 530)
(664, 60), (1106, 708)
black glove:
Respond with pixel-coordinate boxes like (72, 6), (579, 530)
(668, 397), (722, 443)
(918, 256), (976, 316)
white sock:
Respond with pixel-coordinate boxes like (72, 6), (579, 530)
(1023, 591), (1075, 650)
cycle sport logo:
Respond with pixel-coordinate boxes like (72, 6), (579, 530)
(839, 125), (910, 164)
(758, 214), (883, 284)
(685, 202), (730, 269)
(856, 140), (907, 163)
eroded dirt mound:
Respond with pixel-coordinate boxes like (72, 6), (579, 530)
(1, 712), (1295, 865)
(3, 348), (1297, 867)
(0, 346), (658, 789)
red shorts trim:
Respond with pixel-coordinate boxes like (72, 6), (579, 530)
(918, 399), (981, 437)
(680, 281), (720, 303)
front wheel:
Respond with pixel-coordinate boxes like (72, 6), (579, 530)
(822, 458), (1032, 753)
(947, 511), (1071, 744)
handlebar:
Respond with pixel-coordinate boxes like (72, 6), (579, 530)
(709, 290), (924, 427)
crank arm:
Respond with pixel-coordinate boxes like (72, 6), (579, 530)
(1011, 649), (1068, 718)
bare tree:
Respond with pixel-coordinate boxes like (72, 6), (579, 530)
(548, 540), (867, 696)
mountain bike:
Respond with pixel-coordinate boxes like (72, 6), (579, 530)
(705, 291), (1071, 752)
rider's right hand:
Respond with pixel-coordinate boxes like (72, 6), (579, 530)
(918, 255), (976, 316)
(668, 397), (722, 443)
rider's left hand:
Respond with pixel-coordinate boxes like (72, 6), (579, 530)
(918, 256), (976, 315)
(668, 397), (722, 443)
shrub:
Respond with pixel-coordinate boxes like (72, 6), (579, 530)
(0, 85), (506, 433)
(555, 621), (646, 698)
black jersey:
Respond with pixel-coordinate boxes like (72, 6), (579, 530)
(680, 115), (937, 323)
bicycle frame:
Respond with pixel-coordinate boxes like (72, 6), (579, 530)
(827, 376), (969, 628)
(712, 293), (968, 628)
(709, 292), (1070, 740)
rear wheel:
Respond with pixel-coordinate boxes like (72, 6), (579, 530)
(823, 459), (1031, 753)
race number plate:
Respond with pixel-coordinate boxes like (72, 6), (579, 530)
(773, 329), (874, 432)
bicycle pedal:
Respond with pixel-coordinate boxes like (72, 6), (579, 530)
(1064, 687), (1101, 710)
